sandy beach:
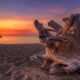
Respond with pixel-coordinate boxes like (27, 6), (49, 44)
(0, 44), (79, 80)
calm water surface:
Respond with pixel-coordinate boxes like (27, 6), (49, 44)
(0, 36), (40, 44)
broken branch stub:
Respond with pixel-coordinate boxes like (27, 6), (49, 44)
(48, 20), (63, 31)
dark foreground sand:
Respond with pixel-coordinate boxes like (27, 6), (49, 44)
(0, 44), (79, 80)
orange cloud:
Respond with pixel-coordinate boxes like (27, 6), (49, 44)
(0, 29), (37, 36)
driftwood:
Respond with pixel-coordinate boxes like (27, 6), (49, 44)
(34, 14), (80, 74)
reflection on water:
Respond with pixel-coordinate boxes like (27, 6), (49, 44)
(0, 36), (40, 44)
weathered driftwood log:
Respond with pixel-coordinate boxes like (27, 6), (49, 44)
(34, 14), (80, 74)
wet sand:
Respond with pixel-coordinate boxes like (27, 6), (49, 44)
(0, 44), (79, 80)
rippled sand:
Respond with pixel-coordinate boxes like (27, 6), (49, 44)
(0, 44), (79, 80)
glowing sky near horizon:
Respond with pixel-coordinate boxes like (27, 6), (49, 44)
(0, 0), (80, 35)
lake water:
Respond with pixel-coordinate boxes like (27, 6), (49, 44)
(0, 36), (40, 44)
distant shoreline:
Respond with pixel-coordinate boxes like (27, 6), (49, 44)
(0, 35), (40, 44)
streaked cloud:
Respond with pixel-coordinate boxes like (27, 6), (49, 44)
(0, 0), (80, 35)
(0, 29), (36, 36)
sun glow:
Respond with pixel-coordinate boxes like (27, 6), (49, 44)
(0, 19), (33, 29)
(0, 19), (37, 35)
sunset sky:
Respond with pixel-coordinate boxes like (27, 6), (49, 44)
(0, 0), (80, 36)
